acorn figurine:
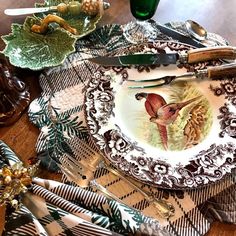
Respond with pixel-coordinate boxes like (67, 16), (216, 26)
(81, 0), (100, 16)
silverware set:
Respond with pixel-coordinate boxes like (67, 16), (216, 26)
(58, 139), (175, 219)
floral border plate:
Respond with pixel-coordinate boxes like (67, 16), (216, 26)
(85, 41), (236, 189)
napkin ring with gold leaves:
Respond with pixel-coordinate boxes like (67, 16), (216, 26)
(0, 160), (39, 210)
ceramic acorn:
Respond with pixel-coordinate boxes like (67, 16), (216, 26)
(81, 0), (101, 16)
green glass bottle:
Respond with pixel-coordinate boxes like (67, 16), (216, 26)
(130, 0), (160, 21)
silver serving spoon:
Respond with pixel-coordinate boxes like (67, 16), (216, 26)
(185, 20), (225, 46)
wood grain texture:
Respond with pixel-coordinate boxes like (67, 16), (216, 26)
(0, 0), (236, 235)
(208, 63), (236, 78)
(187, 46), (236, 63)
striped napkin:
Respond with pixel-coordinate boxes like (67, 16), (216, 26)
(23, 22), (236, 236)
(0, 141), (171, 236)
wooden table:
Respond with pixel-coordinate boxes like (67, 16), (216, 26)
(0, 0), (236, 235)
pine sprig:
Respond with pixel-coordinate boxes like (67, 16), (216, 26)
(29, 96), (89, 171)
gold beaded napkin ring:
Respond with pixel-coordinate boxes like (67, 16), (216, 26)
(0, 160), (39, 210)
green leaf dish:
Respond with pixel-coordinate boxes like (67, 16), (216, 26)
(1, 17), (76, 71)
(1, 0), (106, 70)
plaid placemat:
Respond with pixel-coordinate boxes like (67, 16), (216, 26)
(27, 23), (236, 236)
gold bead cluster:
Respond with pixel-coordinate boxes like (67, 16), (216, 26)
(0, 161), (38, 210)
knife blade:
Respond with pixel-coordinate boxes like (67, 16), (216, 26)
(4, 7), (57, 16)
(155, 22), (206, 48)
(89, 46), (236, 66)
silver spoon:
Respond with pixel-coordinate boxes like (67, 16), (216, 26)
(185, 20), (225, 46)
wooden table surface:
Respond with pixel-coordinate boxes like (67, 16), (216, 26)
(0, 0), (236, 235)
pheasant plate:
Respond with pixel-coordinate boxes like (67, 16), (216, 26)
(85, 41), (236, 189)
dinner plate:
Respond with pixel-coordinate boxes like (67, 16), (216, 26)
(85, 41), (236, 189)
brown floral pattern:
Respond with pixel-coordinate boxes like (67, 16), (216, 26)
(85, 41), (236, 189)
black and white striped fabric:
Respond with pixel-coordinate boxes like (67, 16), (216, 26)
(1, 141), (170, 236)
(25, 22), (236, 236)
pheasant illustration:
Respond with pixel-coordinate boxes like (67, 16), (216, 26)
(150, 95), (202, 126)
(135, 92), (168, 150)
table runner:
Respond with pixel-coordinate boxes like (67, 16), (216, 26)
(26, 22), (236, 236)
